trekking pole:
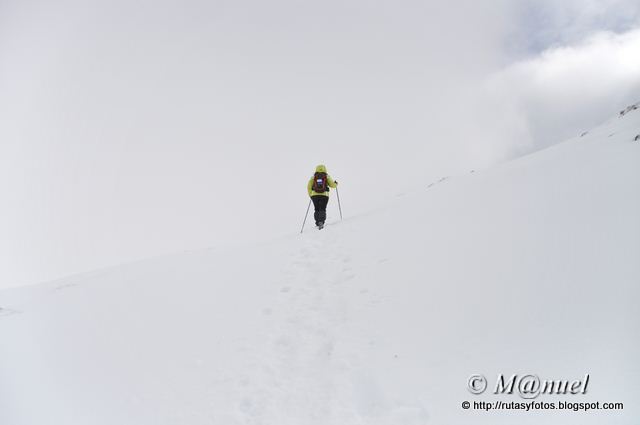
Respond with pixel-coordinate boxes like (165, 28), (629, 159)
(336, 186), (343, 220)
(300, 199), (312, 234)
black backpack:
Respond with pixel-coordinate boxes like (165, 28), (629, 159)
(312, 172), (328, 192)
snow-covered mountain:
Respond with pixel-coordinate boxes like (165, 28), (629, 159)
(1, 107), (639, 425)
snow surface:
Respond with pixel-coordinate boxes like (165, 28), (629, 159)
(1, 108), (639, 424)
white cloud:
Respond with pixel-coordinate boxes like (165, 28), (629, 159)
(509, 0), (640, 54)
(483, 28), (640, 156)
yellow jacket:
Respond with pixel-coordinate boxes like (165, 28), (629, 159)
(307, 164), (337, 197)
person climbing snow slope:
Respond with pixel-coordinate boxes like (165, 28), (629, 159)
(307, 164), (338, 229)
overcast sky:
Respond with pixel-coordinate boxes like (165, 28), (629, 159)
(1, 0), (639, 289)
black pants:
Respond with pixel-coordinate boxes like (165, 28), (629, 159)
(311, 195), (329, 225)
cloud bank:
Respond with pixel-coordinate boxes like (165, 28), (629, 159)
(509, 0), (640, 54)
(484, 28), (640, 156)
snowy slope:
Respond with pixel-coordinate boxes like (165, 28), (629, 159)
(1, 107), (639, 425)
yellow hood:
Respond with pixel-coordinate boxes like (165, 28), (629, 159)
(315, 164), (327, 173)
